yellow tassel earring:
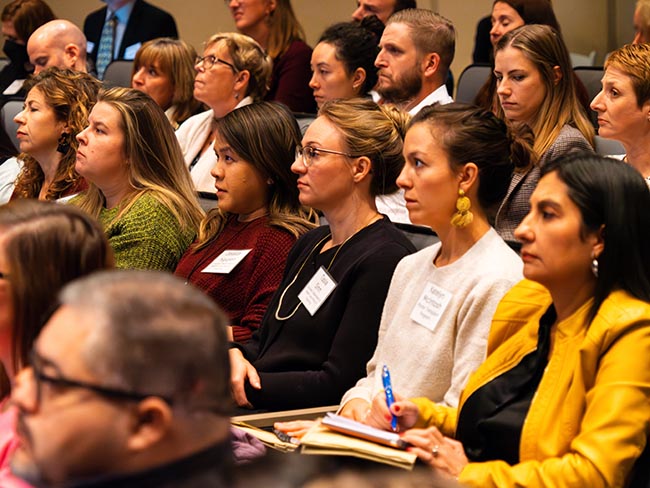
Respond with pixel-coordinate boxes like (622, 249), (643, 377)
(451, 189), (473, 228)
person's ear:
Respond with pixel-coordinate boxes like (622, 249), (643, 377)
(351, 67), (366, 94)
(458, 162), (479, 194)
(552, 65), (563, 86)
(351, 155), (372, 183)
(63, 43), (80, 67)
(422, 52), (440, 78)
(126, 397), (173, 452)
(233, 69), (250, 96)
(590, 224), (605, 260)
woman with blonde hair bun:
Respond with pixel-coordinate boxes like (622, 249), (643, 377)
(229, 98), (416, 412)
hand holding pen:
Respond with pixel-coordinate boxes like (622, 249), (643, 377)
(365, 371), (420, 432)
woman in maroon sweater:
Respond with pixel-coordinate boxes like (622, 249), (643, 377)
(175, 102), (317, 342)
(226, 0), (316, 113)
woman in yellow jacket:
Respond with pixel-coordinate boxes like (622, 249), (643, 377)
(367, 154), (650, 487)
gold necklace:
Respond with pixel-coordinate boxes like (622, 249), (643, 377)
(274, 213), (382, 321)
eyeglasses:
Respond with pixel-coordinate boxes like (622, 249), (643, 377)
(27, 350), (175, 410)
(295, 145), (354, 168)
(195, 55), (238, 73)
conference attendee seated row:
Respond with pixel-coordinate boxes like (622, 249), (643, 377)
(175, 32), (272, 193)
(276, 102), (528, 438)
(71, 87), (203, 271)
(366, 154), (650, 488)
(229, 99), (416, 412)
(175, 102), (317, 343)
(591, 42), (650, 185)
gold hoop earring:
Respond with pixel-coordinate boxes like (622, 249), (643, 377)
(451, 189), (473, 228)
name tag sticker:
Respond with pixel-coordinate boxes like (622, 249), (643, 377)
(298, 266), (337, 316)
(201, 249), (252, 274)
(410, 282), (452, 331)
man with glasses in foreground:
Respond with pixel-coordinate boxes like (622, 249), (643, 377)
(10, 270), (233, 488)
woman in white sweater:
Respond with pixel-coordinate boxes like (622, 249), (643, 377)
(337, 103), (530, 420)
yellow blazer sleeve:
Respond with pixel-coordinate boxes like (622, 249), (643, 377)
(410, 397), (458, 437)
(458, 311), (650, 488)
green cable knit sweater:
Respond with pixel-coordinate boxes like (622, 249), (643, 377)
(74, 192), (196, 271)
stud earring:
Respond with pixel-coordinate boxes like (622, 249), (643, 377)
(451, 189), (473, 228)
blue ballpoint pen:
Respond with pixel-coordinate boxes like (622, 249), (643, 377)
(382, 365), (398, 432)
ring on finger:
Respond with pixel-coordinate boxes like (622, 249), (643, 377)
(431, 444), (440, 457)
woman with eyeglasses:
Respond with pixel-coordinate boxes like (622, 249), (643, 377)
(175, 102), (317, 344)
(175, 32), (272, 193)
(229, 98), (416, 412)
(0, 199), (112, 486)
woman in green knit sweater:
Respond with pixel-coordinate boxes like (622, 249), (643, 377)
(72, 87), (203, 270)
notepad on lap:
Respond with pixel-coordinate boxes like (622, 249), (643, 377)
(300, 414), (417, 470)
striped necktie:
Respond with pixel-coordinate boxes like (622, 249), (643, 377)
(96, 12), (117, 79)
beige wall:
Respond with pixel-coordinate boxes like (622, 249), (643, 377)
(0, 0), (636, 87)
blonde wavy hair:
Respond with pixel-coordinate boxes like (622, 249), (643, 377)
(74, 87), (203, 231)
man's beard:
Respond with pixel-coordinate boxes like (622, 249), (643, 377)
(376, 64), (423, 107)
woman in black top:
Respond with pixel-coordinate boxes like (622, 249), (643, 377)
(229, 99), (416, 411)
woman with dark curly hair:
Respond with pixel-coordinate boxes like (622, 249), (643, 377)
(8, 67), (100, 202)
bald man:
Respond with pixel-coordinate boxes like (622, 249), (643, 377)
(27, 20), (89, 75)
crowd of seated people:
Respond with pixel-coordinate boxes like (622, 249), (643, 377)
(0, 0), (647, 486)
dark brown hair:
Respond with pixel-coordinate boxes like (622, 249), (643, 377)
(0, 200), (112, 382)
(1, 0), (54, 43)
(410, 102), (535, 211)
